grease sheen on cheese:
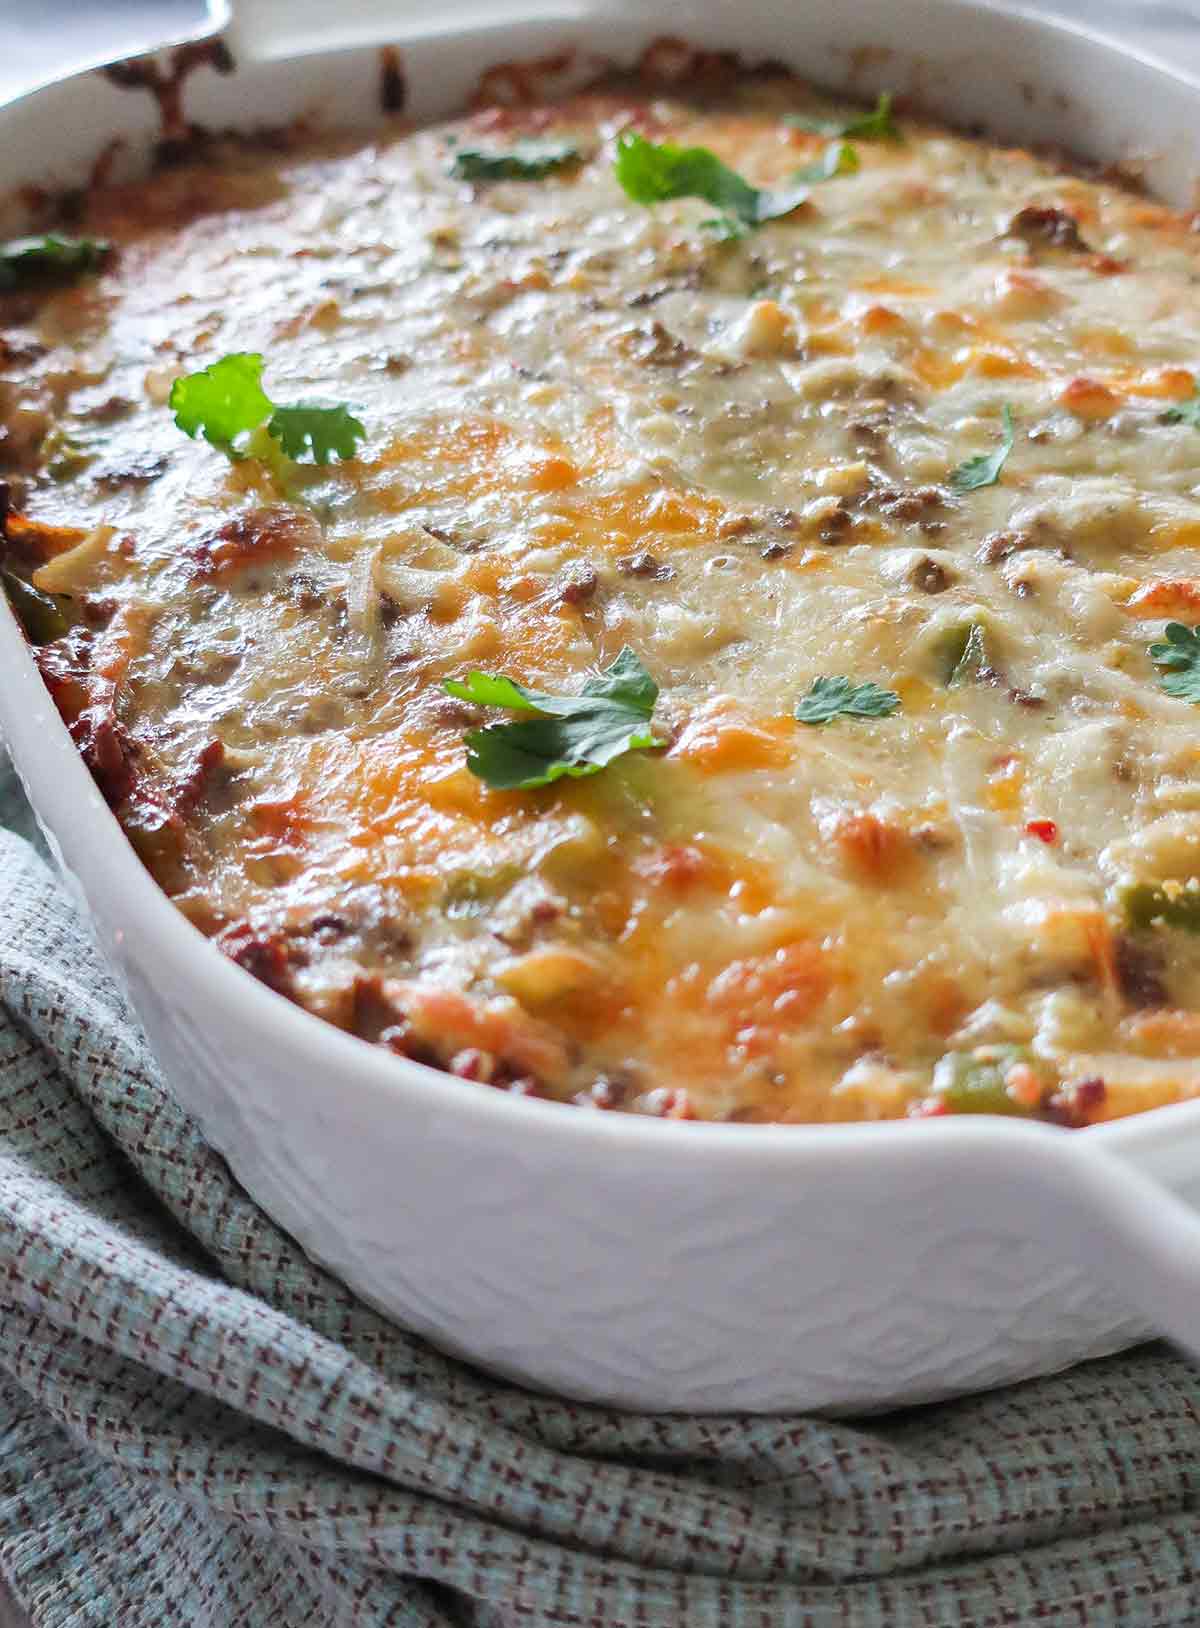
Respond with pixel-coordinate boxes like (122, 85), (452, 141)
(6, 69), (1200, 1123)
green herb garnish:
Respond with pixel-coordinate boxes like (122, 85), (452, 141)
(0, 232), (111, 291)
(950, 404), (1015, 493)
(1163, 382), (1200, 429)
(170, 354), (273, 454)
(790, 140), (860, 184)
(786, 91), (902, 143)
(1149, 621), (1200, 703)
(450, 140), (581, 181)
(794, 675), (900, 725)
(267, 403), (368, 465)
(169, 353), (365, 465)
(444, 646), (665, 789)
(614, 130), (812, 240)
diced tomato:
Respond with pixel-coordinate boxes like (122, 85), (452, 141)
(906, 1096), (949, 1118)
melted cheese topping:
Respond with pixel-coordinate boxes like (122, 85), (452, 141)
(7, 73), (1200, 1122)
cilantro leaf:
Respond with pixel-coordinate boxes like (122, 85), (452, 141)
(444, 646), (665, 789)
(450, 140), (581, 181)
(267, 402), (366, 465)
(790, 140), (861, 183)
(843, 91), (903, 142)
(445, 672), (543, 713)
(1164, 382), (1200, 428)
(614, 130), (811, 239)
(0, 232), (111, 291)
(786, 91), (902, 143)
(794, 675), (901, 725)
(1150, 622), (1200, 702)
(950, 404), (1016, 493)
(169, 353), (274, 454)
(170, 353), (365, 465)
(573, 644), (659, 712)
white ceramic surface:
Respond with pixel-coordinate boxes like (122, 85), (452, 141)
(5, 0), (1200, 1413)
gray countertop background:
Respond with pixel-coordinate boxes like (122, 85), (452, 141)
(0, 1), (1198, 1625)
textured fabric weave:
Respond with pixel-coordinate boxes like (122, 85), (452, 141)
(1, 755), (1200, 1626)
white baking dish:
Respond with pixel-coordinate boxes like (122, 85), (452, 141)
(5, 0), (1200, 1413)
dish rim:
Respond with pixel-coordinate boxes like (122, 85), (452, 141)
(3, 0), (1200, 1163)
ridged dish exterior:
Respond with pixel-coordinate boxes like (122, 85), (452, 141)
(54, 925), (1169, 1409)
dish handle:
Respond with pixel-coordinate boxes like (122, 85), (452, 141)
(1058, 1125), (1200, 1365)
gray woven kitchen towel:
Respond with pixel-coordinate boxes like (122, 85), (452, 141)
(2, 752), (1200, 1627)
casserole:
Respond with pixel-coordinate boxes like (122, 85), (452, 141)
(5, 0), (1200, 1410)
